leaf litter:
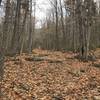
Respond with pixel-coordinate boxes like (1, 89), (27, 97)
(0, 49), (100, 100)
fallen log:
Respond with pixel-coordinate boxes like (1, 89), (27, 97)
(25, 56), (63, 63)
(93, 62), (100, 68)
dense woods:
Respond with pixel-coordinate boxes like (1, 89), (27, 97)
(0, 0), (100, 99)
(0, 0), (99, 58)
(38, 0), (100, 60)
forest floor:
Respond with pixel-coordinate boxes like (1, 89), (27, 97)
(1, 49), (100, 100)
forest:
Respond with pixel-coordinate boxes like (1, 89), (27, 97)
(0, 0), (100, 99)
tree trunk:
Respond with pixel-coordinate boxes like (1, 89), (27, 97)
(28, 0), (33, 53)
(10, 0), (21, 55)
(55, 0), (59, 50)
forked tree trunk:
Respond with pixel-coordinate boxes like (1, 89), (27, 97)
(20, 1), (29, 54)
(11, 0), (21, 54)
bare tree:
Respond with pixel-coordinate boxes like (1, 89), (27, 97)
(28, 0), (33, 53)
(0, 0), (2, 5)
(10, 0), (21, 54)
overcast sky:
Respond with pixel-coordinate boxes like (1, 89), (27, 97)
(0, 0), (99, 26)
(36, 0), (49, 18)
(36, 0), (50, 27)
